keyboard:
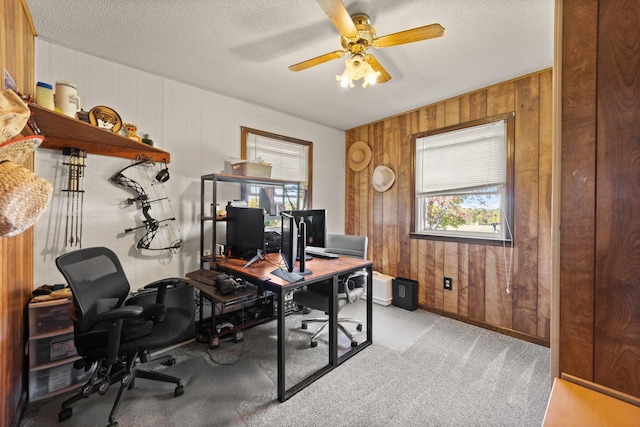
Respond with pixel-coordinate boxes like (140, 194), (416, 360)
(305, 246), (339, 259)
(185, 269), (224, 286)
(271, 268), (304, 284)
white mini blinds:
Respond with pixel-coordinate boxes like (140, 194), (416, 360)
(415, 120), (506, 196)
(245, 133), (309, 184)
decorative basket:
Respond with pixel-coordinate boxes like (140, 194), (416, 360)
(0, 160), (53, 237)
(231, 161), (272, 178)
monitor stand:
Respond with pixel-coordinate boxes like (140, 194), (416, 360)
(295, 267), (312, 276)
(243, 249), (265, 269)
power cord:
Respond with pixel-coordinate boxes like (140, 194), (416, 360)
(205, 304), (246, 365)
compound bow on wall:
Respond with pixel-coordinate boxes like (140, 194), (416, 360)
(111, 157), (183, 253)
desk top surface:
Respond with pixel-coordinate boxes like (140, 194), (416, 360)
(215, 252), (372, 290)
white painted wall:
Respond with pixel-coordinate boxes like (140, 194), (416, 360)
(33, 39), (345, 291)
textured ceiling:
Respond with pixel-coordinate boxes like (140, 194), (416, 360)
(25, 0), (554, 130)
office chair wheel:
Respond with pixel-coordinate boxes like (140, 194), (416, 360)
(98, 380), (110, 395)
(351, 340), (358, 348)
(301, 323), (308, 330)
(175, 384), (184, 397)
(81, 383), (92, 398)
(59, 407), (72, 421)
(310, 340), (318, 348)
(164, 357), (176, 366)
(356, 324), (363, 331)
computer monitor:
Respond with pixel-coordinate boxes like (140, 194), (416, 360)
(279, 212), (311, 276)
(280, 212), (298, 273)
(226, 206), (265, 268)
(284, 209), (326, 248)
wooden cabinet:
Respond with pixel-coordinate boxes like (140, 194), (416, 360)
(28, 103), (170, 163)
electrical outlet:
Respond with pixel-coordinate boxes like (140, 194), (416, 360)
(444, 277), (453, 290)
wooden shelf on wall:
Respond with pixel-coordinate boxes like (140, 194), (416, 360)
(28, 103), (170, 163)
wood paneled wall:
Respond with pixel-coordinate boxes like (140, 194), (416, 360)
(0, 0), (36, 425)
(345, 68), (553, 343)
(560, 0), (640, 399)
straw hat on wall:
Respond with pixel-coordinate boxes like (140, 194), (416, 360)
(373, 165), (395, 192)
(348, 141), (372, 171)
(0, 90), (53, 237)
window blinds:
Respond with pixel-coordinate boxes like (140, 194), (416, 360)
(245, 133), (309, 184)
(415, 120), (506, 195)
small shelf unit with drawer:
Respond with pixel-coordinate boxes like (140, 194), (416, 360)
(27, 298), (94, 401)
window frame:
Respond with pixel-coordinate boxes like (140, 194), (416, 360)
(410, 113), (515, 244)
(240, 126), (313, 209)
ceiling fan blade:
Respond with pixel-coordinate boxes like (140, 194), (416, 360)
(289, 50), (346, 72)
(316, 0), (358, 38)
(364, 54), (392, 83)
(372, 23), (445, 48)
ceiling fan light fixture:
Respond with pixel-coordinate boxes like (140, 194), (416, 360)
(336, 54), (381, 88)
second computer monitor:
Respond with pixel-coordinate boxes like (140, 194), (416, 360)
(280, 212), (298, 273)
(284, 209), (326, 248)
(226, 206), (265, 261)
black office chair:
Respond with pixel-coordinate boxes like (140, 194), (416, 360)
(55, 247), (193, 427)
(293, 234), (368, 347)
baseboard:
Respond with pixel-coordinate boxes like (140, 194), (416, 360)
(561, 373), (640, 407)
(419, 306), (550, 347)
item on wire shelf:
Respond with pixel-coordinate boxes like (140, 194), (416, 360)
(231, 159), (272, 178)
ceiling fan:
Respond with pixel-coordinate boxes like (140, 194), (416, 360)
(289, 0), (445, 88)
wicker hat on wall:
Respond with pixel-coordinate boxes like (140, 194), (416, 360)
(348, 141), (372, 171)
(0, 89), (53, 237)
(0, 158), (53, 237)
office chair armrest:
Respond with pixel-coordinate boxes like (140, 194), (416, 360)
(343, 270), (367, 303)
(144, 277), (183, 304)
(88, 305), (144, 323)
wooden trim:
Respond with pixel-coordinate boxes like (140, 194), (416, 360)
(409, 112), (516, 244)
(240, 126), (314, 208)
(550, 0), (563, 381)
(561, 373), (640, 408)
(19, 0), (36, 36)
(409, 232), (511, 247)
(420, 305), (550, 347)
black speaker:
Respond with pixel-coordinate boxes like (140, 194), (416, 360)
(392, 277), (418, 311)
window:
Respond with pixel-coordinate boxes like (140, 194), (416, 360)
(241, 127), (313, 212)
(412, 113), (514, 242)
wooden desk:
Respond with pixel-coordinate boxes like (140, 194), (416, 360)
(543, 377), (640, 426)
(215, 253), (373, 402)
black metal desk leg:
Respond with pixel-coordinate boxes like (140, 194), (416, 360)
(277, 289), (286, 402)
(329, 275), (338, 366)
(366, 266), (373, 343)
